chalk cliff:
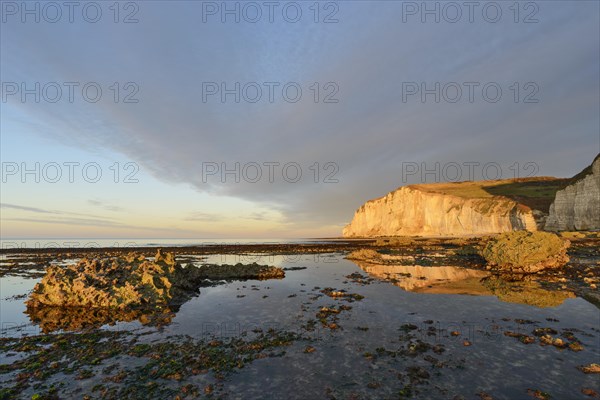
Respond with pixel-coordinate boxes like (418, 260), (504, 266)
(343, 183), (539, 237)
(545, 155), (600, 231)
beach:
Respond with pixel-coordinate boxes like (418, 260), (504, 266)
(1, 237), (599, 399)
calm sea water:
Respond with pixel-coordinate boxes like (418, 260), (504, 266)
(1, 253), (599, 399)
(0, 238), (334, 250)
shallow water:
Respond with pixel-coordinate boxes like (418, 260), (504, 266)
(0, 238), (333, 250)
(1, 253), (599, 398)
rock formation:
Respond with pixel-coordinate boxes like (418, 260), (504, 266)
(343, 182), (539, 237)
(481, 231), (570, 273)
(545, 154), (600, 231)
(26, 250), (284, 310)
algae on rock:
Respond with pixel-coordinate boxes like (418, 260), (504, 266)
(481, 231), (570, 273)
(26, 250), (285, 313)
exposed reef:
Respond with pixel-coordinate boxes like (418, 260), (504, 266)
(481, 231), (570, 273)
(25, 250), (285, 331)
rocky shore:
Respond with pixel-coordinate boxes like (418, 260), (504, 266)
(1, 237), (599, 399)
(7, 233), (597, 324)
(481, 231), (571, 273)
(21, 250), (285, 332)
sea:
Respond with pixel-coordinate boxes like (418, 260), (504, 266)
(0, 238), (334, 250)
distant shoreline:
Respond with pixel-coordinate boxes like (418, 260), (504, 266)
(0, 240), (375, 255)
(2, 233), (596, 254)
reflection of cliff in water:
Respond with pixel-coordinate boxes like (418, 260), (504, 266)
(356, 262), (490, 292)
(350, 260), (576, 308)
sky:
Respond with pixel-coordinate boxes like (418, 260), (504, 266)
(1, 1), (599, 239)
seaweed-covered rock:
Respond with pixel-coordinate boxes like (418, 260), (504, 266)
(26, 250), (285, 312)
(196, 263), (284, 280)
(346, 249), (382, 261)
(154, 248), (176, 266)
(26, 253), (177, 309)
(481, 231), (570, 273)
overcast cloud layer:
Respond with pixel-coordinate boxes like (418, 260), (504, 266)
(1, 1), (599, 235)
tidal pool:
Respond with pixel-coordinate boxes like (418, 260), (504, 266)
(1, 253), (598, 399)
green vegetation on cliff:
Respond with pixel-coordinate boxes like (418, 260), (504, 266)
(413, 177), (570, 213)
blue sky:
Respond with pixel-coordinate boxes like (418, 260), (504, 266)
(1, 1), (599, 238)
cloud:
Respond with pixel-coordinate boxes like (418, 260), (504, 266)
(245, 212), (268, 221)
(1, 203), (109, 220)
(1, 203), (54, 214)
(87, 199), (124, 212)
(187, 212), (221, 222)
(2, 3), (598, 234)
(3, 217), (199, 235)
(4, 216), (126, 228)
(186, 211), (271, 222)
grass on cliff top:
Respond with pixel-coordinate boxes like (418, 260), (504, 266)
(410, 177), (571, 213)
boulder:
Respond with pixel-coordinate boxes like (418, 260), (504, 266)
(481, 231), (570, 273)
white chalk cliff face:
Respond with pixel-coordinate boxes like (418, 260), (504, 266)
(545, 155), (600, 231)
(343, 185), (538, 237)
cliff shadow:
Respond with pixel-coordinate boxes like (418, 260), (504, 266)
(483, 178), (571, 213)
